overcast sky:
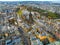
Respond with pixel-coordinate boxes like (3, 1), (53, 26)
(0, 0), (60, 2)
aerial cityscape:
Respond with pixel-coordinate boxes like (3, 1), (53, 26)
(0, 1), (60, 45)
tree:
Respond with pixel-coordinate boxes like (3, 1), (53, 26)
(48, 12), (58, 19)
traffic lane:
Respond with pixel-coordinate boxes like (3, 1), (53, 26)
(20, 32), (31, 45)
(18, 27), (31, 45)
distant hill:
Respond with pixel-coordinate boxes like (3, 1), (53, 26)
(0, 1), (60, 6)
(20, 1), (60, 5)
(20, 1), (52, 5)
(0, 1), (20, 5)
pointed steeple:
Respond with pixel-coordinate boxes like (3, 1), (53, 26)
(29, 11), (33, 23)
